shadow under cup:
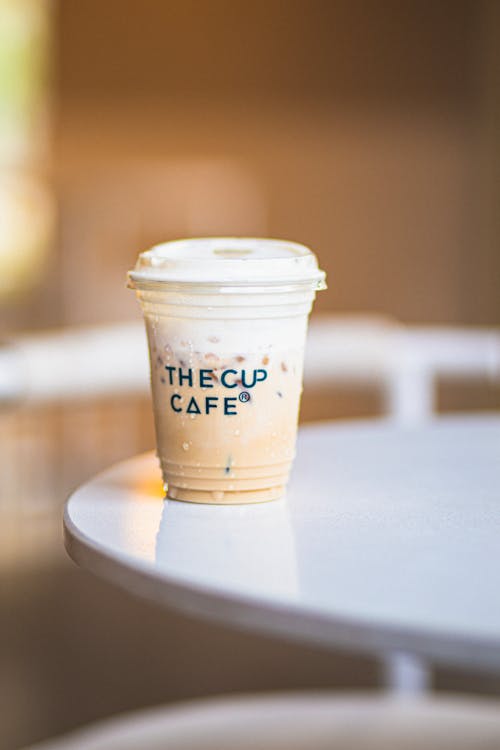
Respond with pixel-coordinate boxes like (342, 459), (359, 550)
(129, 238), (325, 504)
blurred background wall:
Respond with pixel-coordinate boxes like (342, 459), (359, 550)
(1, 1), (500, 747)
(45, 0), (500, 328)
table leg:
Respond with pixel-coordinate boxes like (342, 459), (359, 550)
(382, 651), (431, 694)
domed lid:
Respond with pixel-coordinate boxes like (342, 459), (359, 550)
(128, 237), (326, 289)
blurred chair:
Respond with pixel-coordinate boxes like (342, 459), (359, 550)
(1, 316), (499, 423)
(23, 692), (500, 750)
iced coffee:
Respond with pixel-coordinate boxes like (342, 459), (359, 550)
(128, 237), (326, 504)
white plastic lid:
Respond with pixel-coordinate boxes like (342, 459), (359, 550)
(128, 237), (326, 289)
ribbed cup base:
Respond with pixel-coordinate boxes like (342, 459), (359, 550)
(161, 458), (290, 504)
(166, 484), (285, 504)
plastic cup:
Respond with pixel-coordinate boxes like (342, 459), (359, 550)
(128, 237), (326, 504)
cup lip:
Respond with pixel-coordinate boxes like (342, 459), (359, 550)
(128, 237), (327, 291)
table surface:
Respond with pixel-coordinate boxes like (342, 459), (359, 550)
(64, 415), (500, 673)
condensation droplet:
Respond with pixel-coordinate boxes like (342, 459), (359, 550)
(182, 442), (190, 451)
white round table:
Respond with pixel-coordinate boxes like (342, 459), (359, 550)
(64, 416), (500, 691)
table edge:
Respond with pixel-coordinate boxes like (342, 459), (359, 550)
(63, 500), (500, 675)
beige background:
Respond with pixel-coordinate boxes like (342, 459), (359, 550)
(1, 2), (500, 747)
(53, 0), (499, 326)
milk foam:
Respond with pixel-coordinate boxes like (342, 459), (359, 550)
(148, 314), (308, 358)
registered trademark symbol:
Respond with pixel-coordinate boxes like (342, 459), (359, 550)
(239, 391), (250, 403)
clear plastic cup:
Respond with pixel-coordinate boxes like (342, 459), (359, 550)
(128, 237), (326, 504)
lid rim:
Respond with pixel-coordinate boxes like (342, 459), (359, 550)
(128, 272), (327, 289)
